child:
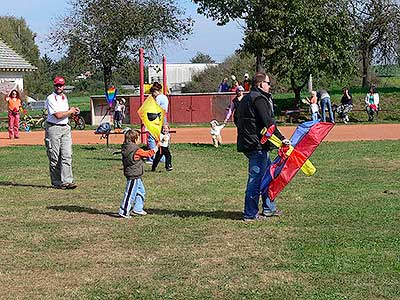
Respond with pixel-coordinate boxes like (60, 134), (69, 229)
(114, 98), (126, 129)
(210, 119), (225, 147)
(5, 89), (22, 139)
(309, 91), (319, 121)
(118, 128), (158, 218)
(152, 124), (173, 172)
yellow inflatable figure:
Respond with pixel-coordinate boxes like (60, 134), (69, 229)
(137, 95), (165, 141)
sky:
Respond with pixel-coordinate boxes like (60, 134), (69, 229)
(0, 0), (244, 63)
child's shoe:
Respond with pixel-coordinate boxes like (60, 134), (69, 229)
(132, 210), (147, 216)
(119, 213), (132, 219)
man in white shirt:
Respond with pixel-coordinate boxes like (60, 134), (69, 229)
(45, 76), (80, 189)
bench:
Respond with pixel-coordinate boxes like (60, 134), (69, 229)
(281, 109), (309, 123)
(95, 130), (176, 147)
(95, 130), (124, 147)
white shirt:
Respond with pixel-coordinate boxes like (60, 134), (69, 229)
(156, 94), (169, 123)
(310, 103), (319, 113)
(46, 92), (70, 125)
(210, 124), (225, 136)
(156, 94), (169, 112)
(160, 133), (170, 147)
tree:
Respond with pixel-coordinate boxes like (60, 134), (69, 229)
(190, 52), (215, 63)
(50, 0), (193, 92)
(194, 0), (356, 105)
(0, 16), (40, 66)
(348, 0), (400, 88)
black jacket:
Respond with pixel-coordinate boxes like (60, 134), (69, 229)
(236, 87), (284, 152)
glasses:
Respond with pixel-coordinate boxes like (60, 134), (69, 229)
(147, 112), (161, 122)
(54, 84), (64, 88)
(262, 80), (271, 85)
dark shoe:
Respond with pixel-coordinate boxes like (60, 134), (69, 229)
(166, 166), (173, 171)
(243, 214), (267, 222)
(66, 183), (77, 189)
(53, 184), (67, 190)
(60, 183), (77, 189)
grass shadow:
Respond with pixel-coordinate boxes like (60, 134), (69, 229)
(47, 205), (242, 220)
(47, 205), (119, 218)
(147, 208), (242, 220)
(0, 181), (53, 189)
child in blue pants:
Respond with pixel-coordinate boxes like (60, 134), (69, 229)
(118, 129), (158, 218)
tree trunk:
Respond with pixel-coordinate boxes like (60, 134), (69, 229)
(256, 52), (263, 72)
(290, 75), (309, 107)
(362, 49), (370, 88)
(103, 64), (112, 93)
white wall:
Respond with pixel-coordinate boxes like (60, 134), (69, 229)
(0, 71), (24, 90)
(148, 63), (217, 92)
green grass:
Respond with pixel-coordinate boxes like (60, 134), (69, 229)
(0, 141), (399, 299)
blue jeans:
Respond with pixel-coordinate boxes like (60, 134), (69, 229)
(119, 178), (145, 216)
(243, 150), (276, 219)
(311, 112), (318, 121)
(147, 134), (165, 162)
(321, 97), (334, 122)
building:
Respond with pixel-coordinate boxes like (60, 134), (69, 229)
(0, 38), (37, 92)
(148, 63), (217, 93)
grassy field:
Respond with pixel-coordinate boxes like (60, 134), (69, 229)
(0, 141), (399, 300)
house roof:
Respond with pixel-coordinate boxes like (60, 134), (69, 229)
(0, 38), (37, 72)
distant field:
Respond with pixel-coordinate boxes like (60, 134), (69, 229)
(0, 141), (399, 300)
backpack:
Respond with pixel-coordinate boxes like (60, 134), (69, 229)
(95, 122), (111, 134)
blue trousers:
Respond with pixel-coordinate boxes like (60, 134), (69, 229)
(147, 134), (165, 163)
(321, 97), (334, 122)
(243, 150), (276, 219)
(119, 178), (145, 216)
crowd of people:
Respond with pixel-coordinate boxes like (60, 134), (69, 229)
(218, 74), (251, 93)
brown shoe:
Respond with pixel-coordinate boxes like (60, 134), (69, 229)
(53, 184), (67, 190)
(65, 183), (77, 189)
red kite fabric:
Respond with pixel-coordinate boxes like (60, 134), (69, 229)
(260, 120), (334, 201)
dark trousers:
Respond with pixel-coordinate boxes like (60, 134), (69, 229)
(152, 146), (172, 170)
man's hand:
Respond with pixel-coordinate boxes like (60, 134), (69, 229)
(70, 107), (80, 115)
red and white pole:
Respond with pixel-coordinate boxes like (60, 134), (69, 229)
(162, 55), (167, 95)
(139, 48), (147, 144)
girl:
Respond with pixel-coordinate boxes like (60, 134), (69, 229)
(210, 119), (225, 147)
(151, 124), (173, 172)
(5, 89), (22, 139)
(113, 98), (126, 129)
(365, 86), (379, 121)
(119, 129), (159, 218)
(309, 91), (319, 121)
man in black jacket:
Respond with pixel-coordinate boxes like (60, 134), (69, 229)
(236, 72), (290, 221)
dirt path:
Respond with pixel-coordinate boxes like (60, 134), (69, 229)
(1, 124), (400, 147)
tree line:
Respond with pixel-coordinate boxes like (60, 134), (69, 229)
(0, 0), (399, 102)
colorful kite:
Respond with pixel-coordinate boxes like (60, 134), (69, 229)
(105, 86), (117, 107)
(137, 95), (165, 141)
(260, 120), (334, 201)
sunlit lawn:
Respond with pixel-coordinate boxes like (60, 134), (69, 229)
(0, 141), (399, 300)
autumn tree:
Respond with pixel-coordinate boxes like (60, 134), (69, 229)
(194, 0), (356, 105)
(50, 0), (193, 92)
(349, 0), (400, 88)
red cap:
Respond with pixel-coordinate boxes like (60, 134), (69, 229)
(53, 76), (65, 85)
